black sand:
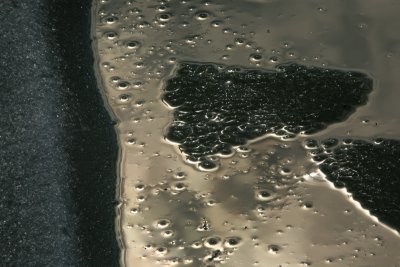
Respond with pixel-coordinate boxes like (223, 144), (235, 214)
(0, 1), (119, 266)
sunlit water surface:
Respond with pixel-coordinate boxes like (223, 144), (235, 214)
(92, 0), (400, 266)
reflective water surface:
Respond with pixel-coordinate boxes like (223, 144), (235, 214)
(91, 0), (400, 266)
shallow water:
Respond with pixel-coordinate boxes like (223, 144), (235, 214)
(91, 0), (400, 266)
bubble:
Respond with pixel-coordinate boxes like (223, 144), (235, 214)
(256, 190), (272, 201)
(183, 258), (193, 264)
(157, 5), (168, 12)
(105, 16), (119, 24)
(157, 13), (172, 21)
(109, 77), (121, 84)
(313, 154), (328, 162)
(222, 28), (232, 34)
(198, 159), (218, 171)
(304, 139), (318, 149)
(256, 205), (267, 213)
(161, 230), (174, 238)
(280, 167), (291, 175)
(135, 62), (144, 68)
(126, 40), (140, 49)
(210, 20), (223, 27)
(234, 38), (246, 46)
(237, 145), (251, 153)
(172, 182), (186, 191)
(117, 81), (130, 90)
(130, 207), (140, 214)
(245, 41), (254, 48)
(303, 202), (313, 209)
(206, 199), (216, 206)
(180, 21), (189, 27)
(191, 241), (203, 249)
(166, 125), (192, 143)
(300, 260), (312, 266)
(144, 244), (153, 250)
(118, 94), (131, 102)
(168, 57), (177, 63)
(195, 11), (210, 20)
(204, 236), (222, 248)
(225, 44), (234, 50)
(132, 81), (143, 88)
(268, 244), (281, 254)
(126, 138), (136, 145)
(343, 138), (353, 145)
(276, 229), (284, 235)
(104, 31), (118, 40)
(156, 219), (171, 229)
(249, 53), (263, 62)
(135, 183), (145, 191)
(283, 42), (290, 48)
(174, 171), (186, 179)
(224, 237), (242, 248)
(221, 55), (230, 60)
(137, 21), (150, 28)
(269, 56), (279, 63)
(187, 5), (196, 12)
(155, 247), (168, 256)
(322, 138), (339, 148)
(135, 99), (145, 106)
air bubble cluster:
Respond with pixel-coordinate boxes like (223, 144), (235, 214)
(164, 62), (372, 167)
(308, 138), (400, 229)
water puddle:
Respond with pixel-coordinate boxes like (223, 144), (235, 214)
(91, 0), (400, 266)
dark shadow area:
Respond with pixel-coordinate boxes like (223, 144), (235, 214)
(48, 1), (120, 266)
(0, 0), (119, 266)
(164, 62), (372, 168)
(310, 138), (400, 230)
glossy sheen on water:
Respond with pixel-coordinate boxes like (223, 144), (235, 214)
(91, 0), (400, 266)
